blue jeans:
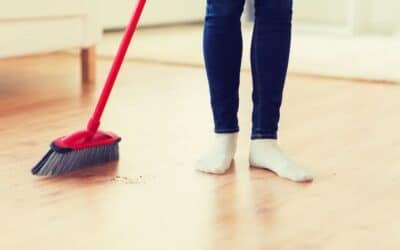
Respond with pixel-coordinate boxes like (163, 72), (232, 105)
(203, 0), (293, 139)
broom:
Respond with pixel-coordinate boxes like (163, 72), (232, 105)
(31, 0), (147, 176)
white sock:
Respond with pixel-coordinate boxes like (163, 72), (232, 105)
(195, 133), (238, 174)
(249, 139), (313, 182)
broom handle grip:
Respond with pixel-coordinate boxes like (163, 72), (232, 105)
(87, 0), (147, 133)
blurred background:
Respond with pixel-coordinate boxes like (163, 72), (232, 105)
(97, 0), (400, 83)
(1, 0), (399, 83)
(102, 0), (399, 34)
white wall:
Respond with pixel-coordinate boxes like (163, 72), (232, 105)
(293, 0), (348, 26)
(294, 0), (400, 34)
(369, 0), (399, 33)
(101, 0), (204, 29)
(101, 0), (399, 35)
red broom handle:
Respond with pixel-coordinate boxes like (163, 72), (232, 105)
(87, 0), (147, 133)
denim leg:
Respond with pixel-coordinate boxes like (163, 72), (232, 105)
(203, 0), (245, 134)
(251, 0), (293, 139)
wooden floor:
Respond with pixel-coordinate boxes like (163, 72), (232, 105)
(1, 54), (400, 250)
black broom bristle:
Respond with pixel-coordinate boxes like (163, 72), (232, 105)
(31, 141), (120, 177)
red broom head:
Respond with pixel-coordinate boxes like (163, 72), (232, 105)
(31, 130), (121, 176)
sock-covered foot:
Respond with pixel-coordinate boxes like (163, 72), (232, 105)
(195, 133), (238, 174)
(249, 139), (313, 182)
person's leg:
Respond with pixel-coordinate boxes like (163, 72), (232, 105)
(249, 0), (313, 182)
(204, 0), (245, 133)
(196, 0), (245, 174)
(251, 0), (292, 139)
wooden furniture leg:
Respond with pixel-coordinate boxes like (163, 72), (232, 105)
(81, 46), (96, 84)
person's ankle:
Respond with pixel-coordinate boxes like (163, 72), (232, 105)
(195, 132), (238, 174)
